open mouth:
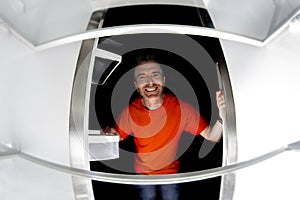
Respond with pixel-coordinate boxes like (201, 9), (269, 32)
(144, 86), (158, 93)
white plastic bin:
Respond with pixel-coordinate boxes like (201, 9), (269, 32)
(88, 133), (119, 161)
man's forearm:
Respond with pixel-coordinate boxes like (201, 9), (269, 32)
(201, 120), (223, 142)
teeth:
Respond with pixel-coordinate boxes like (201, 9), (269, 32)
(145, 87), (156, 92)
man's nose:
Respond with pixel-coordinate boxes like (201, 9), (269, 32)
(146, 75), (154, 84)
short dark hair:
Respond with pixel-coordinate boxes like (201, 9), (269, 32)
(136, 54), (158, 65)
(134, 54), (165, 79)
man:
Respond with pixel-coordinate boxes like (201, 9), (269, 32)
(103, 54), (225, 200)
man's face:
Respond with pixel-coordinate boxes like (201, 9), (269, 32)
(134, 61), (165, 99)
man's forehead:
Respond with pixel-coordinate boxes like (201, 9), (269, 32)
(135, 61), (162, 73)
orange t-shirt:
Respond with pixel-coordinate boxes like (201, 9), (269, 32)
(116, 94), (208, 175)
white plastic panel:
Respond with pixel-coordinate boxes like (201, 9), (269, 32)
(219, 27), (300, 161)
(0, 157), (75, 200)
(0, 0), (92, 44)
(214, 9), (300, 200)
(233, 151), (300, 200)
(206, 0), (300, 40)
(205, 0), (275, 40)
(0, 19), (84, 165)
(0, 0), (206, 46)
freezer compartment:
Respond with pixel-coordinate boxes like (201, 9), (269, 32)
(88, 132), (119, 161)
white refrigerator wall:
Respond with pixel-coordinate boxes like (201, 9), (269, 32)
(206, 1), (300, 199)
(0, 27), (83, 165)
(0, 5), (92, 199)
(217, 11), (300, 200)
(0, 0), (92, 165)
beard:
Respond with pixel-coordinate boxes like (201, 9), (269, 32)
(138, 83), (164, 98)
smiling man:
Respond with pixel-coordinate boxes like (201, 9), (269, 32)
(134, 55), (166, 110)
(103, 54), (225, 200)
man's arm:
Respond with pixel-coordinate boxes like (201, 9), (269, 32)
(200, 90), (225, 142)
(200, 120), (223, 142)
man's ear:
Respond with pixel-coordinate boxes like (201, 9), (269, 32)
(134, 81), (137, 88)
(134, 81), (139, 92)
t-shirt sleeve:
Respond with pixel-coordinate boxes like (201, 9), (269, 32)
(183, 103), (209, 135)
(116, 107), (132, 140)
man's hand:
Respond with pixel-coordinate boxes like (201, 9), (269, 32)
(101, 126), (119, 136)
(101, 126), (124, 141)
(216, 90), (226, 121)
